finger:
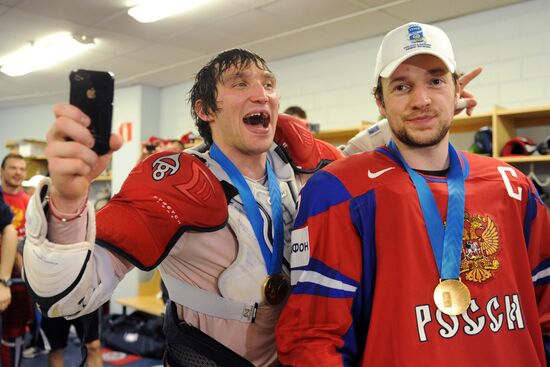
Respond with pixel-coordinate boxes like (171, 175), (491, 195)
(454, 99), (477, 116)
(48, 116), (95, 148)
(454, 98), (476, 116)
(465, 99), (478, 116)
(46, 140), (98, 168)
(459, 88), (474, 99)
(459, 67), (483, 89)
(48, 157), (93, 177)
(53, 103), (90, 126)
(109, 133), (124, 153)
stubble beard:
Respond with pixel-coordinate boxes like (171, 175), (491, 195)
(391, 119), (451, 148)
(3, 179), (21, 192)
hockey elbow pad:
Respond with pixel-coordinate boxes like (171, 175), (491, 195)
(342, 118), (392, 156)
(274, 114), (344, 173)
(23, 178), (103, 318)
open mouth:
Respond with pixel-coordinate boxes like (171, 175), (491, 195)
(243, 112), (270, 128)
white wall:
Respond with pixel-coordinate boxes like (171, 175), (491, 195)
(160, 81), (194, 139)
(0, 103), (55, 159)
(3, 0), (550, 150)
(157, 0), (550, 134)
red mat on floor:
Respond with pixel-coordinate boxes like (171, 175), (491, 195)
(102, 348), (142, 366)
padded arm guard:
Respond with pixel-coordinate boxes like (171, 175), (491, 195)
(96, 151), (228, 270)
(274, 114), (344, 173)
(23, 178), (118, 319)
(342, 118), (392, 155)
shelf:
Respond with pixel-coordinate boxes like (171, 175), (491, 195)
(94, 175), (111, 182)
(496, 105), (550, 122)
(24, 155), (46, 161)
(314, 128), (360, 145)
(451, 112), (492, 133)
(313, 105), (550, 170)
(498, 155), (550, 163)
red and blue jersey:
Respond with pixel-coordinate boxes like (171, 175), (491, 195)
(3, 189), (29, 239)
(276, 148), (549, 367)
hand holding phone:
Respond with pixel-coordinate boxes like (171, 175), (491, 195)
(69, 69), (114, 155)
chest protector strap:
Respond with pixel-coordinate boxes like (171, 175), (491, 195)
(160, 269), (258, 323)
(161, 146), (299, 323)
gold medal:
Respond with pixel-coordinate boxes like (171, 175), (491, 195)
(433, 279), (471, 316)
(262, 273), (290, 305)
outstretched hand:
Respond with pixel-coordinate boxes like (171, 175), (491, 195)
(455, 66), (483, 116)
(46, 103), (123, 212)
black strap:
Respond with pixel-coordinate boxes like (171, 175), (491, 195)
(163, 301), (254, 367)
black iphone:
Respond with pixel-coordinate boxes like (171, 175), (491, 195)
(69, 69), (114, 155)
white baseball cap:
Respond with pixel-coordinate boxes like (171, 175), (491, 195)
(22, 174), (46, 188)
(374, 22), (456, 84)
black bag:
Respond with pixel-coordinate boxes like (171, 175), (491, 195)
(101, 311), (165, 359)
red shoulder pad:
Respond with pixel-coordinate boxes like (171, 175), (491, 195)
(274, 114), (344, 172)
(96, 152), (227, 270)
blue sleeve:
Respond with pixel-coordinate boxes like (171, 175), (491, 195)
(0, 195), (13, 232)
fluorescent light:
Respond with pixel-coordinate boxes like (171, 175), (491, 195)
(0, 32), (95, 77)
(128, 0), (211, 23)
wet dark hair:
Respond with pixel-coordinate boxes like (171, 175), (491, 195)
(189, 48), (271, 145)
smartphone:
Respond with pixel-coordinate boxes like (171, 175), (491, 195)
(69, 69), (114, 155)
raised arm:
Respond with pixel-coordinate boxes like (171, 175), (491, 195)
(46, 103), (122, 215)
(23, 103), (124, 319)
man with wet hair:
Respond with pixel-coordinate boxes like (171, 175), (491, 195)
(22, 48), (343, 367)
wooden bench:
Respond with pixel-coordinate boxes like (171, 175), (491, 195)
(115, 269), (165, 316)
(116, 295), (165, 316)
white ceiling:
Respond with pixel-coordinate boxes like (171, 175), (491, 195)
(0, 0), (526, 108)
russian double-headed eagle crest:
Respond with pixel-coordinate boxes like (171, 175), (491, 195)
(460, 212), (500, 283)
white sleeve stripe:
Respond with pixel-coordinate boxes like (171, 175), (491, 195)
(532, 267), (550, 282)
(291, 269), (357, 292)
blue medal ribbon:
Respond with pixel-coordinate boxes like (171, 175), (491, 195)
(387, 140), (465, 279)
(210, 143), (284, 275)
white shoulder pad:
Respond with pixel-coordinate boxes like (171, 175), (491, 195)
(23, 178), (116, 319)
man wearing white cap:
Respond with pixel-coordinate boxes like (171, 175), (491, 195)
(276, 22), (549, 366)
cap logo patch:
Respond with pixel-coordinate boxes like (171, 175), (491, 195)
(406, 24), (431, 51)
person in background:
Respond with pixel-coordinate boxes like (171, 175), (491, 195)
(40, 311), (103, 367)
(283, 106), (307, 121)
(22, 47), (481, 367)
(276, 22), (549, 366)
(0, 188), (17, 313)
(162, 139), (185, 152)
(139, 137), (186, 163)
(0, 153), (33, 367)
